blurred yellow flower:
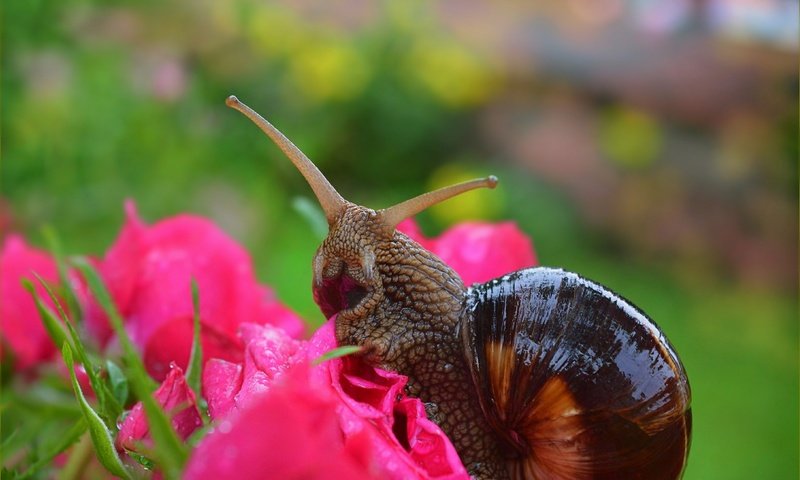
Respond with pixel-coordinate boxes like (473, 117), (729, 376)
(247, 5), (305, 58)
(426, 163), (505, 225)
(406, 40), (494, 107)
(289, 40), (371, 102)
(598, 106), (662, 169)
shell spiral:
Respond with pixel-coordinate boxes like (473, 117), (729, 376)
(461, 267), (692, 480)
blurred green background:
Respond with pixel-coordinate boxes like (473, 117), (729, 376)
(2, 1), (797, 478)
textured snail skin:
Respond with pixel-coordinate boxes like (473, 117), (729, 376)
(312, 205), (691, 480)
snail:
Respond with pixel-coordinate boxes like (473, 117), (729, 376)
(226, 95), (692, 480)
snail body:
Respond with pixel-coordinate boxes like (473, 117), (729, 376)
(227, 96), (692, 479)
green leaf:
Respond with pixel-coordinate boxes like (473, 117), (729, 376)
(72, 258), (187, 477)
(62, 344), (132, 480)
(95, 382), (124, 430)
(292, 196), (328, 240)
(71, 258), (157, 393)
(125, 450), (155, 470)
(31, 274), (121, 428)
(22, 280), (70, 357)
(106, 360), (129, 407)
(185, 279), (203, 406)
(313, 345), (362, 364)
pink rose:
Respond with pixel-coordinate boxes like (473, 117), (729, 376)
(309, 323), (467, 480)
(197, 321), (468, 480)
(397, 219), (537, 285)
(117, 364), (202, 453)
(186, 363), (380, 480)
(85, 202), (304, 380)
(202, 322), (305, 419)
(0, 235), (62, 371)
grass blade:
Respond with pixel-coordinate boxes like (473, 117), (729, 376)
(22, 280), (70, 357)
(292, 196), (328, 240)
(313, 345), (363, 365)
(62, 345), (131, 480)
(71, 258), (157, 393)
(31, 274), (123, 427)
(184, 279), (202, 404)
(72, 257), (188, 477)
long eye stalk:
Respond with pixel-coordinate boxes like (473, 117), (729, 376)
(226, 95), (347, 224)
(379, 176), (498, 232)
(227, 95), (498, 234)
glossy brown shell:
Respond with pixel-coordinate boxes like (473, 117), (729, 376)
(461, 267), (692, 480)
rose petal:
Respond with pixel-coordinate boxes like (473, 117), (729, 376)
(395, 398), (467, 479)
(259, 286), (306, 339)
(85, 201), (305, 381)
(199, 320), (468, 479)
(143, 315), (244, 381)
(117, 365), (202, 452)
(0, 235), (60, 370)
(309, 321), (468, 479)
(397, 219), (537, 285)
(203, 359), (243, 420)
(87, 201), (147, 344)
(308, 323), (406, 419)
(185, 365), (380, 480)
(201, 323), (306, 419)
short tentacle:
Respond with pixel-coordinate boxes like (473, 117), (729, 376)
(378, 176), (498, 234)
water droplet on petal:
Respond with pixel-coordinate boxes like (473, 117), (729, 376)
(218, 419), (233, 434)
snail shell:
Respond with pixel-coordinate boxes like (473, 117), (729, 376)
(462, 267), (692, 479)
